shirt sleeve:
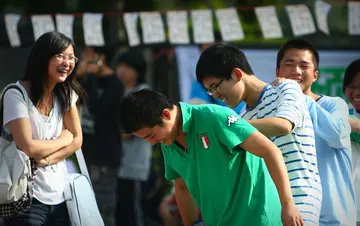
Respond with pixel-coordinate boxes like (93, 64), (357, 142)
(213, 107), (257, 153)
(3, 88), (29, 127)
(161, 145), (181, 180)
(307, 96), (351, 149)
(70, 90), (79, 107)
(275, 80), (306, 129)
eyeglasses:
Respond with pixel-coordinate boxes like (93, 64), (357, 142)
(206, 79), (224, 96)
(54, 54), (79, 64)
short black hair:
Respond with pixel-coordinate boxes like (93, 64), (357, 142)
(120, 89), (174, 133)
(343, 58), (360, 93)
(196, 43), (254, 83)
(277, 38), (319, 70)
(114, 50), (147, 85)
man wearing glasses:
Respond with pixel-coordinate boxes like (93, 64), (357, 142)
(196, 43), (321, 225)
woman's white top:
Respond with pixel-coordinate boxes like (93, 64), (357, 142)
(2, 81), (78, 205)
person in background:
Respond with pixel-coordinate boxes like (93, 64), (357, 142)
(3, 31), (83, 226)
(343, 58), (360, 226)
(113, 50), (153, 226)
(76, 46), (124, 226)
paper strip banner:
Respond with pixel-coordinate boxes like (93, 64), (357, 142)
(255, 6), (283, 39)
(286, 4), (316, 36)
(140, 12), (166, 44)
(83, 13), (105, 46)
(31, 15), (56, 41)
(55, 14), (74, 40)
(123, 12), (140, 46)
(167, 11), (190, 44)
(5, 14), (21, 47)
(191, 10), (214, 44)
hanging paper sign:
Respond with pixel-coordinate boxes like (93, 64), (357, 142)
(83, 13), (105, 46)
(31, 15), (56, 41)
(167, 11), (190, 44)
(123, 12), (141, 46)
(191, 10), (214, 44)
(140, 12), (166, 44)
(55, 14), (74, 40)
(255, 6), (283, 39)
(5, 14), (21, 47)
(285, 4), (316, 36)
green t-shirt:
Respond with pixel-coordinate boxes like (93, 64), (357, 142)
(161, 103), (282, 226)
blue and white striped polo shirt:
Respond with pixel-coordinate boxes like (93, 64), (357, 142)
(240, 80), (322, 225)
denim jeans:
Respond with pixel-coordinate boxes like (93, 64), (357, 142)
(4, 198), (70, 226)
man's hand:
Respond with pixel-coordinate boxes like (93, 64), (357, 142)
(281, 200), (304, 226)
(271, 77), (289, 86)
(349, 117), (360, 134)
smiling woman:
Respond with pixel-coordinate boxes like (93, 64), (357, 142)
(2, 31), (84, 226)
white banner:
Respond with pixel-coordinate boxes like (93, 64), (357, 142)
(123, 13), (140, 46)
(82, 13), (105, 46)
(5, 14), (21, 47)
(2, 4), (359, 47)
(31, 15), (56, 41)
(315, 0), (332, 35)
(286, 4), (316, 36)
(55, 14), (74, 40)
(348, 1), (360, 35)
(215, 8), (244, 41)
(255, 6), (283, 39)
(191, 10), (214, 44)
(140, 12), (166, 44)
(167, 11), (190, 44)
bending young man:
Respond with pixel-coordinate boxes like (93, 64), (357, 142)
(120, 89), (302, 226)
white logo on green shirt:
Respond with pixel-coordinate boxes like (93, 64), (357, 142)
(227, 116), (239, 127)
